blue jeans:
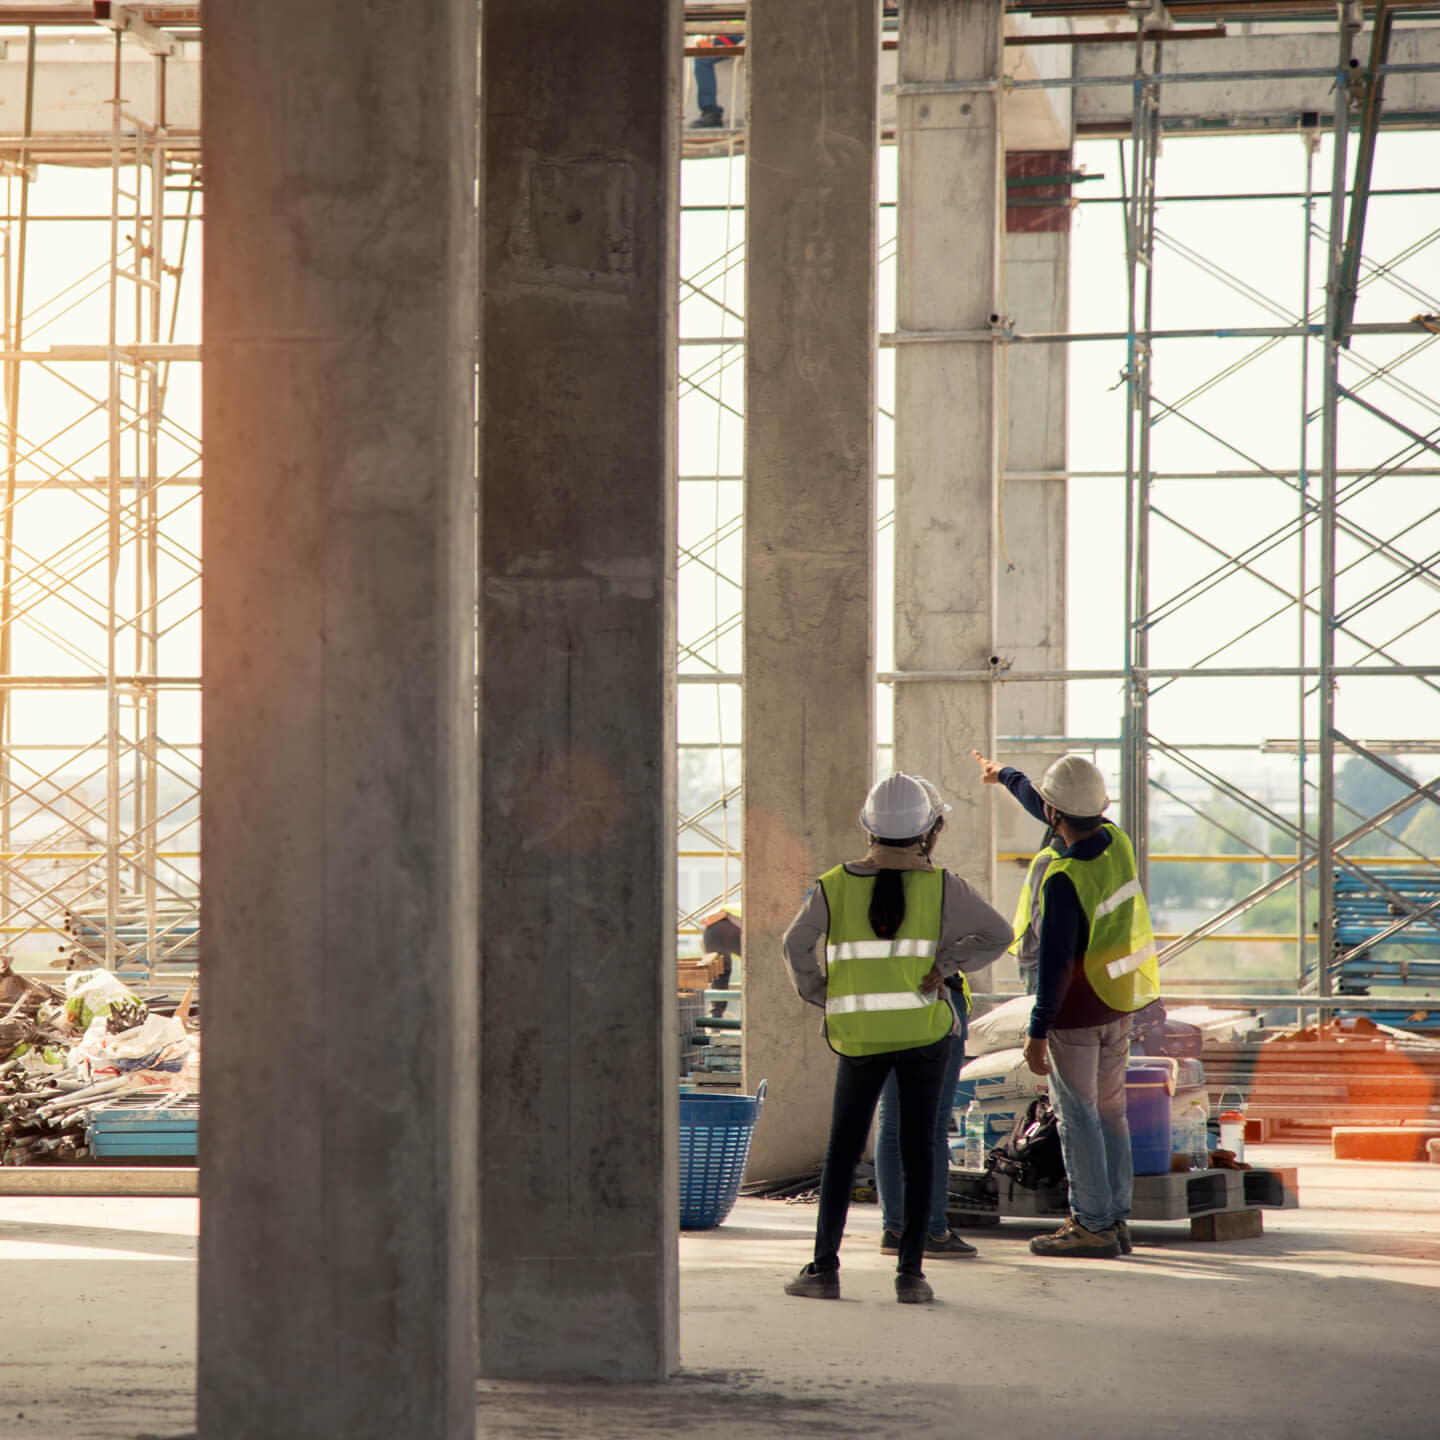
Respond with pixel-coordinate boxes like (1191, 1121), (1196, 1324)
(1047, 1017), (1134, 1233)
(693, 56), (719, 112)
(876, 1024), (965, 1237)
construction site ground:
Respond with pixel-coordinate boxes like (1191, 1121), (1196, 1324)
(2, 1141), (1435, 1440)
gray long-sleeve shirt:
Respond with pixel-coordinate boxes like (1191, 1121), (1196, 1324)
(781, 847), (1013, 1031)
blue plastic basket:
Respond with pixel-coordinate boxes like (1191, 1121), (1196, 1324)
(678, 1079), (766, 1230)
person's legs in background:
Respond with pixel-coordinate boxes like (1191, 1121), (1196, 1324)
(691, 56), (723, 126)
(879, 1021), (973, 1253)
(921, 1025), (976, 1252)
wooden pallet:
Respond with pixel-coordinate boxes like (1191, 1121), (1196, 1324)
(946, 1164), (1298, 1240)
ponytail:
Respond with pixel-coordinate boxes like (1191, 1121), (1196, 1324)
(868, 868), (907, 938)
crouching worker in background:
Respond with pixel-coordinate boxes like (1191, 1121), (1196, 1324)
(974, 750), (1160, 1259)
(781, 773), (1011, 1303)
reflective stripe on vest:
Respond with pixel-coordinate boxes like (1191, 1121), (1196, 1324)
(1041, 824), (1160, 1013)
(818, 864), (953, 1057)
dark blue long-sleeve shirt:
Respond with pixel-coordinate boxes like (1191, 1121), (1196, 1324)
(998, 767), (1124, 1038)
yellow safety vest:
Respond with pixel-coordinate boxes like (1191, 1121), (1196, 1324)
(1009, 841), (1061, 959)
(818, 865), (954, 1057)
(1040, 824), (1159, 1013)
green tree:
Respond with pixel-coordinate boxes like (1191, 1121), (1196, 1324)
(1334, 754), (1421, 854)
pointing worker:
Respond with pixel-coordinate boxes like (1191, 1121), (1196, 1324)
(973, 750), (1159, 1258)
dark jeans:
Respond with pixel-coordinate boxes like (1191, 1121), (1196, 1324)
(813, 1037), (949, 1277)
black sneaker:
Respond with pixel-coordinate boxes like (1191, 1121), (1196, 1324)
(925, 1228), (978, 1258)
(690, 106), (725, 129)
(879, 1229), (901, 1255)
(1115, 1220), (1133, 1255)
(895, 1272), (934, 1304)
(784, 1262), (840, 1299)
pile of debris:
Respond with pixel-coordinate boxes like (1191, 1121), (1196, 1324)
(0, 958), (199, 1166)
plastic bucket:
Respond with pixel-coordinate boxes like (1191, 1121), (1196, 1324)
(677, 1080), (767, 1229)
(1125, 1064), (1173, 1176)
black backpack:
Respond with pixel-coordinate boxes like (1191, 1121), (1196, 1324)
(986, 1096), (1067, 1192)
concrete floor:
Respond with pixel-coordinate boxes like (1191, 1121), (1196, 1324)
(3, 1144), (1437, 1439)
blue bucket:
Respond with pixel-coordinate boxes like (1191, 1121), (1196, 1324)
(678, 1080), (766, 1230)
(1125, 1063), (1173, 1176)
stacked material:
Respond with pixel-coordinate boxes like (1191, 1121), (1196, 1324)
(1202, 1021), (1440, 1138)
(0, 963), (199, 1165)
(1333, 868), (1440, 1029)
(60, 902), (200, 974)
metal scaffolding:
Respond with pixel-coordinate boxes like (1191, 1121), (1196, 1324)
(0, 19), (201, 981)
(675, 2), (1440, 1022)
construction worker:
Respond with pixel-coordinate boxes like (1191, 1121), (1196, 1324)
(781, 773), (1011, 1303)
(700, 908), (741, 1018)
(1011, 826), (1062, 995)
(974, 750), (1159, 1259)
(690, 32), (740, 129)
(874, 777), (982, 1260)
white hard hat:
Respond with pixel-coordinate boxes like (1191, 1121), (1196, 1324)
(860, 772), (940, 840)
(1037, 755), (1109, 818)
(912, 776), (952, 816)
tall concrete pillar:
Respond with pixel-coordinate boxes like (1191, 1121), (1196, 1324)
(742, 0), (880, 1180)
(198, 4), (478, 1437)
(994, 152), (1072, 972)
(479, 2), (681, 1379)
(893, 0), (1004, 916)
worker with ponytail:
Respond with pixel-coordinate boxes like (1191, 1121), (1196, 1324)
(781, 773), (1011, 1304)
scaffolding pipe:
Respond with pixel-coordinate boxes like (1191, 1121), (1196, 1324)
(1316, 9), (1359, 1014)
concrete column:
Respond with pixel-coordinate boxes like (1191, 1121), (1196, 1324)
(742, 0), (879, 1181)
(993, 152), (1072, 973)
(893, 0), (1004, 917)
(198, 4), (478, 1438)
(479, 2), (681, 1379)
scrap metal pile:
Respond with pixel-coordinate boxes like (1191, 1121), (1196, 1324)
(0, 958), (199, 1166)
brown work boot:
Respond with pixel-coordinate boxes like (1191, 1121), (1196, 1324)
(1028, 1216), (1121, 1259)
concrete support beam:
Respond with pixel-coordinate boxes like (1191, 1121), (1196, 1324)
(993, 151), (1071, 973)
(742, 0), (879, 1181)
(893, 0), (1003, 915)
(198, 4), (478, 1437)
(1074, 25), (1440, 134)
(479, 0), (681, 1381)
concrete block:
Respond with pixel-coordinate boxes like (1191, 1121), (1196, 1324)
(1332, 1126), (1440, 1161)
(1242, 1167), (1300, 1210)
(1191, 1208), (1264, 1242)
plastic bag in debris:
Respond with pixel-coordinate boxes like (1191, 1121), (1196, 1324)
(70, 1012), (194, 1087)
(61, 968), (141, 1033)
(14, 1043), (67, 1072)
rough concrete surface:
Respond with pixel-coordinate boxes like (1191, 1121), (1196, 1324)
(2, 1144), (1438, 1438)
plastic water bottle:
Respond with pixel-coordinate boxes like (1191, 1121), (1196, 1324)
(1187, 1100), (1209, 1171)
(963, 1100), (985, 1171)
